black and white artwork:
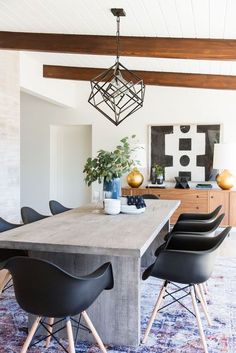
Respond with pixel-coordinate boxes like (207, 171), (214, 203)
(150, 124), (221, 181)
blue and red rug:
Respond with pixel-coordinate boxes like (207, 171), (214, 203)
(0, 257), (235, 353)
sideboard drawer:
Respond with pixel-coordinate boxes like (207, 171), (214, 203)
(151, 190), (208, 212)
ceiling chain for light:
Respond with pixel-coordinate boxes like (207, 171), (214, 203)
(88, 8), (145, 126)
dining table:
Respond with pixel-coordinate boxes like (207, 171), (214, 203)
(0, 199), (180, 346)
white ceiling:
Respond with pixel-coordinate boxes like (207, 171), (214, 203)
(1, 0), (236, 38)
(2, 0), (236, 77)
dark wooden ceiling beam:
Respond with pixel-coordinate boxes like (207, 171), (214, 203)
(43, 65), (236, 90)
(2, 31), (236, 60)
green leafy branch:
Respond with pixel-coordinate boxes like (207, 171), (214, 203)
(83, 136), (137, 186)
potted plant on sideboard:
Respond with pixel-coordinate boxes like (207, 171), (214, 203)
(83, 136), (136, 199)
(151, 163), (164, 185)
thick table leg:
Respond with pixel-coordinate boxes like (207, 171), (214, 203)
(141, 221), (169, 267)
(29, 251), (141, 347)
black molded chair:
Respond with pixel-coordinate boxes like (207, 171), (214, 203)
(5, 257), (113, 353)
(0, 217), (22, 233)
(142, 194), (159, 199)
(157, 217), (224, 310)
(0, 217), (26, 295)
(21, 207), (49, 224)
(157, 215), (226, 259)
(171, 212), (224, 234)
(177, 205), (222, 223)
(49, 200), (72, 215)
(142, 227), (231, 353)
(164, 213), (225, 241)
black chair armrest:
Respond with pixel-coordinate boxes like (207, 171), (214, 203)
(172, 213), (224, 233)
(80, 262), (114, 290)
(177, 205), (222, 222)
(167, 226), (231, 251)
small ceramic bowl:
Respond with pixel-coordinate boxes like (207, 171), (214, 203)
(104, 199), (121, 215)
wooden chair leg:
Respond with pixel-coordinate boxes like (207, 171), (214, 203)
(66, 318), (76, 353)
(20, 316), (41, 353)
(196, 285), (212, 326)
(0, 270), (11, 295)
(45, 317), (54, 348)
(202, 282), (208, 295)
(82, 311), (107, 353)
(199, 284), (211, 319)
(142, 281), (167, 344)
(199, 284), (208, 304)
(191, 286), (208, 353)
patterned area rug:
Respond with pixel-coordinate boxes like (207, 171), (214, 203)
(0, 257), (235, 353)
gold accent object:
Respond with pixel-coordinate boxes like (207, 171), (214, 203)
(127, 168), (144, 188)
(216, 169), (235, 190)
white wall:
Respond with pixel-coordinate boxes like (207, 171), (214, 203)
(20, 92), (91, 214)
(76, 82), (236, 184)
(21, 81), (236, 208)
(0, 51), (20, 222)
(78, 82), (236, 145)
(20, 53), (78, 108)
(50, 125), (91, 207)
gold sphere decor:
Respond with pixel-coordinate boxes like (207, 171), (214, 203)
(127, 168), (144, 188)
(216, 169), (235, 190)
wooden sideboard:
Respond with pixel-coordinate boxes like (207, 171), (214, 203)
(122, 187), (236, 227)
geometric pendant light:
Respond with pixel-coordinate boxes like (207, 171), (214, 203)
(88, 8), (145, 126)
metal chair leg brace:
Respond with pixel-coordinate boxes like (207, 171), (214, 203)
(28, 316), (91, 353)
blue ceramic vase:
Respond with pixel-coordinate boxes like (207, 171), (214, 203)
(103, 177), (121, 199)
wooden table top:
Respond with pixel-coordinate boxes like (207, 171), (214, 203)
(0, 200), (180, 258)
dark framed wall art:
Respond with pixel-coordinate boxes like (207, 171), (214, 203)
(149, 124), (221, 182)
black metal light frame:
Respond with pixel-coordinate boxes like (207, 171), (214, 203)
(88, 8), (145, 126)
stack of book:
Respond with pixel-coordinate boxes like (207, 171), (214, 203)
(195, 183), (213, 189)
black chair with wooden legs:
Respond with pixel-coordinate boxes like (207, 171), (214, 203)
(159, 213), (225, 307)
(163, 205), (222, 241)
(21, 207), (49, 224)
(164, 213), (224, 241)
(5, 257), (113, 353)
(142, 227), (231, 353)
(172, 212), (224, 234)
(176, 205), (222, 223)
(155, 214), (225, 258)
(0, 217), (27, 296)
(49, 200), (72, 215)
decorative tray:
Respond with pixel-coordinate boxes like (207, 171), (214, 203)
(147, 183), (166, 188)
(121, 205), (145, 214)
